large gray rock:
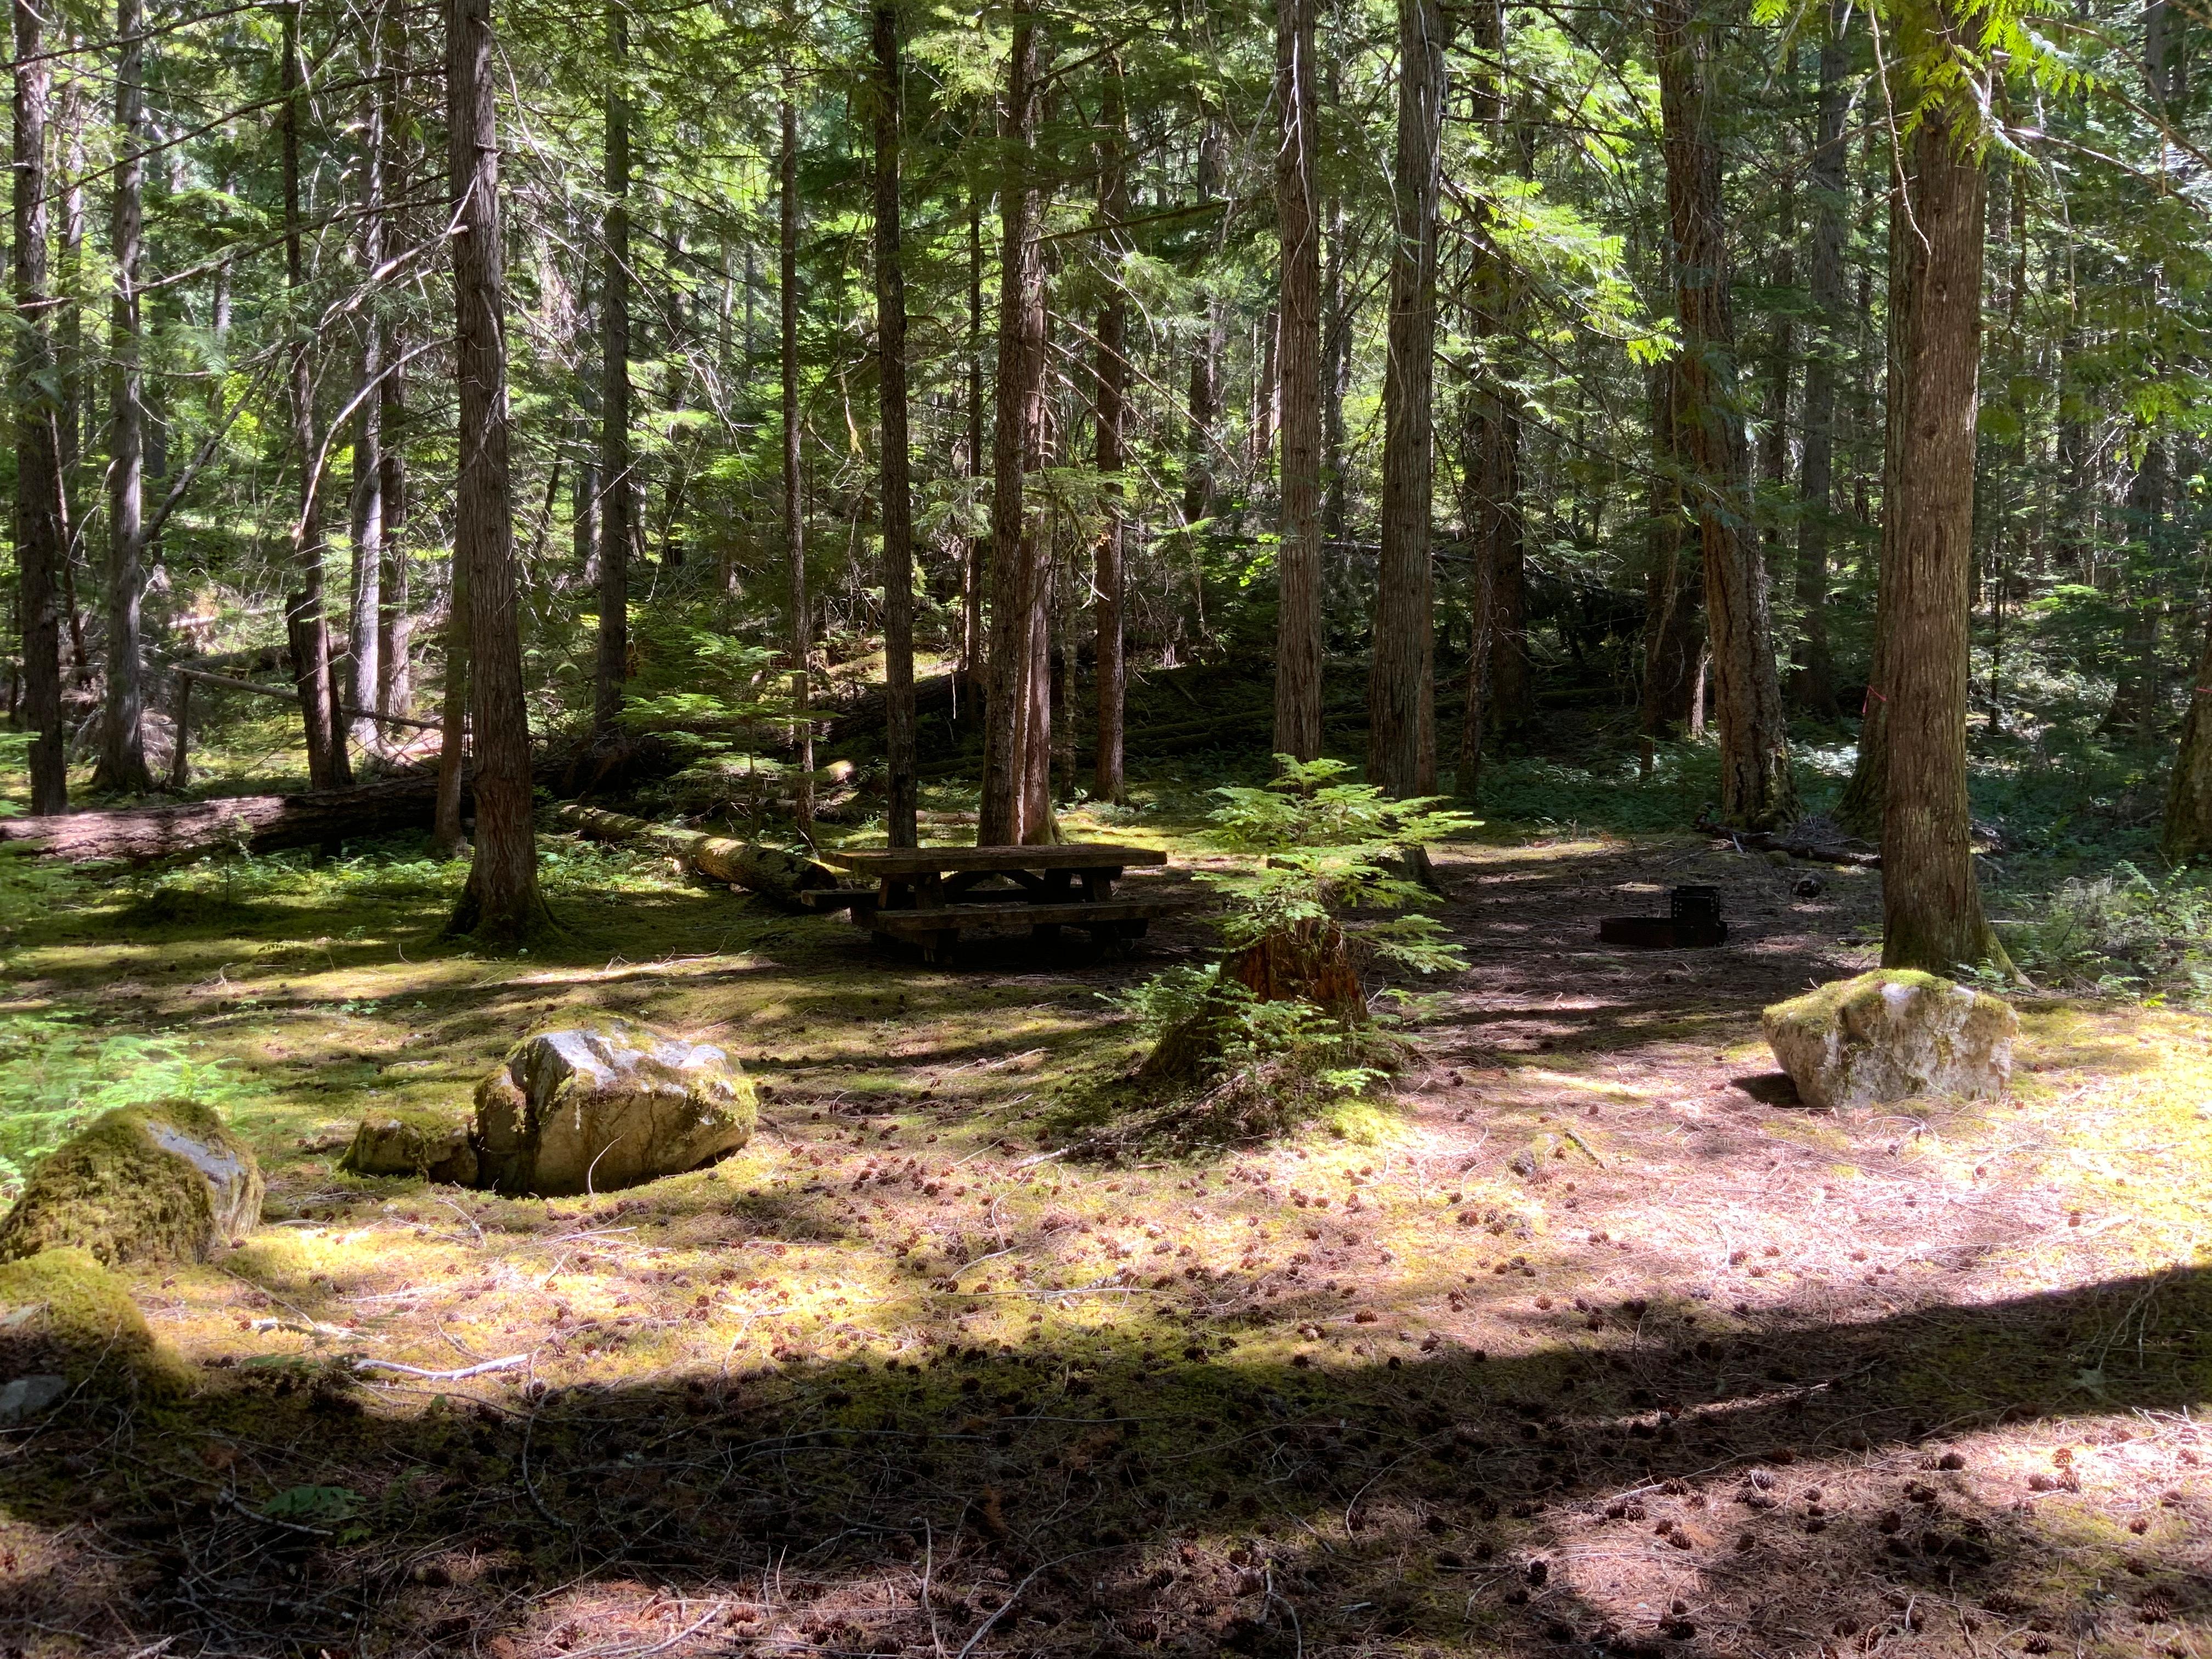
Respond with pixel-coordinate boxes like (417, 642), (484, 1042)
(0, 1101), (263, 1265)
(471, 1022), (755, 1197)
(1763, 969), (2018, 1111)
(338, 1109), (479, 1185)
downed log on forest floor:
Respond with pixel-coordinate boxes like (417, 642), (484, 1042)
(1695, 814), (1882, 868)
(555, 805), (837, 906)
(0, 737), (679, 864)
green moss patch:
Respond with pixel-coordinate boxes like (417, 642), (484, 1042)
(0, 1100), (264, 1265)
(0, 1245), (189, 1397)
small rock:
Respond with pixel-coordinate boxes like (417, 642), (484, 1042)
(0, 1373), (68, 1424)
(338, 1110), (479, 1185)
(472, 1021), (757, 1197)
(1762, 970), (2016, 1111)
(0, 1101), (262, 1265)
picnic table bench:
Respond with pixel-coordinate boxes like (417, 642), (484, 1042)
(803, 843), (1205, 963)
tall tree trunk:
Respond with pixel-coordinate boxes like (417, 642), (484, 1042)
(1322, 171), (1348, 546)
(594, 4), (631, 738)
(1652, 0), (1793, 827)
(1366, 0), (1446, 797)
(13, 0), (63, 814)
(1879, 104), (2003, 974)
(1093, 56), (1130, 804)
(1836, 121), (1914, 840)
(375, 1), (411, 723)
(1465, 0), (1527, 735)
(1273, 0), (1324, 764)
(978, 1), (1051, 846)
(445, 0), (545, 940)
(283, 1), (348, 789)
(1183, 117), (1224, 530)
(961, 188), (985, 696)
(780, 87), (814, 833)
(2102, 439), (2165, 737)
(873, 1), (917, 847)
(1640, 358), (1702, 748)
(1790, 0), (1846, 715)
(93, 0), (151, 794)
(345, 7), (387, 757)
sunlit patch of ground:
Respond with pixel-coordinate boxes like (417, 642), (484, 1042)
(0, 820), (2207, 1656)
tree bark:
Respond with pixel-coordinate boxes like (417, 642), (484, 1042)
(1878, 104), (2004, 975)
(1652, 0), (1793, 828)
(376, 4), (412, 724)
(1790, 0), (1847, 715)
(594, 4), (631, 738)
(1640, 358), (1702, 746)
(1464, 0), (1527, 736)
(978, 1), (1051, 846)
(345, 5), (387, 758)
(445, 0), (546, 941)
(282, 0), (349, 790)
(93, 0), (151, 795)
(1183, 116), (1224, 531)
(1273, 0), (1324, 764)
(780, 87), (814, 834)
(13, 0), (64, 815)
(1366, 0), (1446, 798)
(961, 188), (986, 696)
(872, 4), (917, 847)
(1093, 56), (1130, 804)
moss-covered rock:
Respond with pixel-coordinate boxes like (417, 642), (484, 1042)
(0, 1245), (190, 1400)
(338, 1108), (479, 1184)
(1763, 969), (2018, 1110)
(0, 1100), (264, 1265)
(472, 1022), (755, 1197)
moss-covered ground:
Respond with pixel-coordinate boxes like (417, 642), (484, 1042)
(0, 803), (2207, 1657)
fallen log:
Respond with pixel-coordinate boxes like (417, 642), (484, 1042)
(4, 737), (683, 864)
(0, 774), (453, 862)
(555, 805), (837, 905)
(1695, 814), (1882, 868)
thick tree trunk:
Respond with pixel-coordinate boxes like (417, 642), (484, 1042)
(595, 5), (631, 738)
(1322, 174), (1348, 545)
(780, 89), (814, 834)
(1093, 58), (1130, 804)
(346, 10), (387, 757)
(93, 0), (151, 795)
(14, 0), (64, 815)
(1366, 0), (1446, 798)
(1878, 106), (2004, 975)
(1791, 0), (1847, 715)
(873, 3), (918, 847)
(978, 2), (1051, 846)
(1653, 0), (1793, 828)
(282, 1), (349, 791)
(445, 0), (546, 941)
(1273, 0), (1324, 764)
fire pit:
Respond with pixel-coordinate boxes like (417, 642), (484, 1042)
(1598, 884), (1726, 949)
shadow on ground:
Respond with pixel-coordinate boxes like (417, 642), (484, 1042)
(2, 1260), (2205, 1657)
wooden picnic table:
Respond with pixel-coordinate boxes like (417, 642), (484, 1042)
(806, 842), (1197, 963)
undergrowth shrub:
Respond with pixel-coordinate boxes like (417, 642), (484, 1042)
(1106, 758), (1474, 1141)
(1990, 861), (2212, 1003)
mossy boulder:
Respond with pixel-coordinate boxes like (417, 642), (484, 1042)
(338, 1108), (479, 1184)
(471, 1021), (755, 1197)
(1763, 969), (2017, 1110)
(0, 1101), (263, 1266)
(0, 1246), (190, 1402)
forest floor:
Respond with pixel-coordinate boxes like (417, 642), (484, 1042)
(0, 802), (2209, 1659)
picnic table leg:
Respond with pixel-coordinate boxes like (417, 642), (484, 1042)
(922, 928), (959, 966)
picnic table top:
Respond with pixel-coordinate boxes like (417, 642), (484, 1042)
(815, 843), (1168, 877)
